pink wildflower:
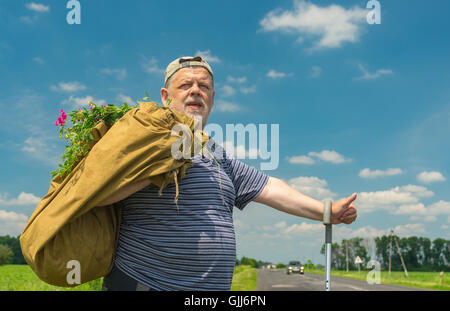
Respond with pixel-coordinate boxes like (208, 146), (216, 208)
(55, 109), (67, 126)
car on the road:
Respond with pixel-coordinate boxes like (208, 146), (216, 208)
(286, 261), (304, 275)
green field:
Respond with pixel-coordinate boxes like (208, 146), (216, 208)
(4, 264), (446, 291)
(0, 264), (257, 291)
(0, 265), (103, 291)
(306, 268), (449, 291)
(230, 265), (257, 291)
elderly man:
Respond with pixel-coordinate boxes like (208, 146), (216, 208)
(101, 56), (357, 291)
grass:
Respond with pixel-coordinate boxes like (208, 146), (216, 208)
(305, 268), (449, 291)
(0, 265), (103, 291)
(0, 264), (258, 291)
(230, 265), (257, 291)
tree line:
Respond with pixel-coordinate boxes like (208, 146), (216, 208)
(0, 235), (26, 265)
(320, 235), (449, 272)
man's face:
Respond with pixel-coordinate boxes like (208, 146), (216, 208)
(160, 67), (214, 128)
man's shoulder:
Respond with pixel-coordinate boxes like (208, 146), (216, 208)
(203, 138), (230, 162)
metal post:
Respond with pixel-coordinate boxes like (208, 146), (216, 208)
(323, 199), (332, 291)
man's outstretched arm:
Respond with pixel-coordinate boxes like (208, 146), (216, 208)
(253, 177), (357, 225)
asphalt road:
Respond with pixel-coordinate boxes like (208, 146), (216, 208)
(256, 269), (428, 291)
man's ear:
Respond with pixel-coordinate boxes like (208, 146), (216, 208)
(160, 88), (169, 106)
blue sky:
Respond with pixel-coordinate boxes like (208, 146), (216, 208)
(0, 0), (449, 265)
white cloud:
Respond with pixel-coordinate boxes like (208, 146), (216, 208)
(259, 220), (426, 245)
(287, 176), (337, 200)
(417, 171), (446, 184)
(395, 203), (427, 215)
(21, 3), (50, 24)
(267, 69), (286, 79)
(427, 200), (450, 215)
(334, 225), (386, 240)
(337, 224), (426, 239)
(220, 85), (236, 97)
(141, 57), (164, 75)
(394, 199), (450, 217)
(62, 95), (106, 109)
(227, 76), (247, 84)
(308, 150), (352, 164)
(194, 50), (221, 63)
(260, 0), (367, 50)
(240, 85), (256, 94)
(309, 66), (322, 78)
(25, 2), (50, 12)
(424, 215), (437, 222)
(359, 168), (404, 179)
(215, 100), (242, 112)
(101, 68), (127, 80)
(21, 136), (60, 166)
(0, 192), (40, 206)
(19, 16), (37, 24)
(51, 81), (87, 92)
(357, 185), (436, 214)
(288, 150), (351, 165)
(287, 155), (315, 165)
(396, 185), (434, 198)
(116, 94), (135, 105)
(393, 223), (426, 237)
(33, 57), (44, 64)
(282, 222), (323, 236)
(259, 220), (323, 240)
(221, 141), (259, 159)
(0, 210), (28, 236)
(0, 93), (63, 166)
(355, 64), (393, 80)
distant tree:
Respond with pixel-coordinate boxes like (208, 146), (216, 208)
(0, 235), (26, 264)
(432, 238), (449, 271)
(304, 259), (315, 270)
(276, 263), (286, 269)
(344, 238), (369, 270)
(257, 260), (270, 268)
(0, 244), (13, 265)
(320, 238), (369, 270)
(321, 242), (343, 270)
(375, 235), (390, 270)
(239, 256), (259, 268)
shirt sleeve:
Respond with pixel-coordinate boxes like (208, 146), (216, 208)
(228, 157), (269, 210)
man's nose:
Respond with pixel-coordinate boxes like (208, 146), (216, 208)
(189, 83), (201, 96)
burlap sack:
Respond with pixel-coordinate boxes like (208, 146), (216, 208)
(20, 102), (209, 287)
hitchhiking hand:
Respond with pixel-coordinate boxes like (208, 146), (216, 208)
(331, 193), (357, 225)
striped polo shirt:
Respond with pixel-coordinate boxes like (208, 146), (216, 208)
(113, 139), (269, 290)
